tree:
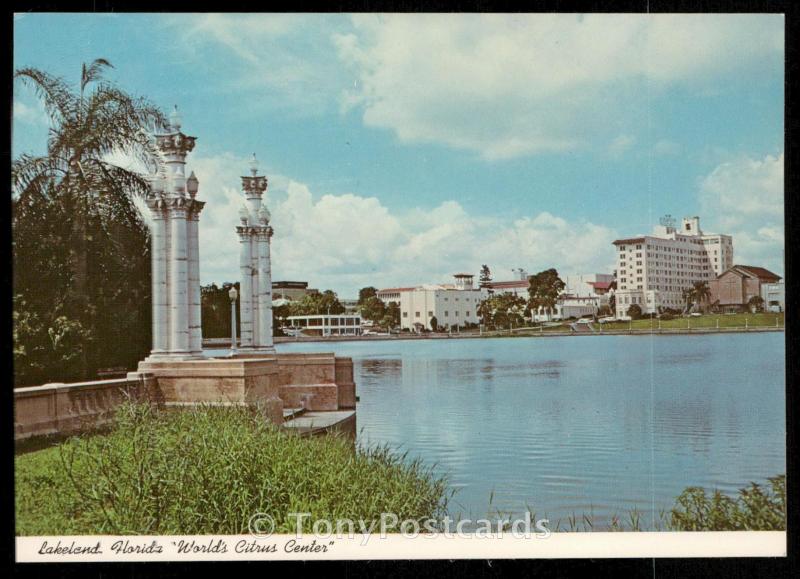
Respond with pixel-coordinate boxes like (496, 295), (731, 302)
(692, 281), (711, 312)
(748, 295), (764, 313)
(429, 315), (439, 332)
(682, 281), (711, 314)
(380, 301), (401, 331)
(289, 290), (345, 316)
(201, 282), (240, 338)
(609, 293), (616, 314)
(358, 286), (378, 305)
(12, 59), (166, 385)
(627, 304), (643, 320)
(479, 293), (526, 329)
(479, 265), (492, 286)
(359, 295), (386, 323)
(528, 268), (566, 321)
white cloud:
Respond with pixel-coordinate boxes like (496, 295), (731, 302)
(13, 100), (48, 125)
(699, 152), (784, 274)
(609, 134), (636, 158)
(335, 13), (783, 160)
(163, 13), (349, 115)
(182, 151), (617, 296)
(653, 139), (681, 156)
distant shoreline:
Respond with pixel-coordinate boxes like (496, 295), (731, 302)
(202, 325), (783, 347)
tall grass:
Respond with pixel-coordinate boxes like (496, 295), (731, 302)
(15, 402), (451, 535)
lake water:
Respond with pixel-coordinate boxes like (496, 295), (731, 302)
(217, 332), (786, 528)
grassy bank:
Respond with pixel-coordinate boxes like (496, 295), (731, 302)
(15, 403), (784, 535)
(526, 475), (786, 532)
(15, 403), (450, 535)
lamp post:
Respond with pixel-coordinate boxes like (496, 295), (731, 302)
(229, 287), (238, 356)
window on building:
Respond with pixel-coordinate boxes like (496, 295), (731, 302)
(415, 311), (420, 318)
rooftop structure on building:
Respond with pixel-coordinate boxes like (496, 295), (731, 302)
(272, 280), (319, 301)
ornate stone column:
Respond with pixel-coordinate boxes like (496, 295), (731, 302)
(251, 234), (260, 344)
(168, 198), (189, 353)
(256, 218), (275, 351)
(146, 193), (169, 354)
(143, 106), (203, 360)
(186, 187), (205, 356)
(237, 154), (269, 352)
(237, 210), (254, 349)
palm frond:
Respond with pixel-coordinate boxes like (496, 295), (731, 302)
(15, 68), (76, 125)
(81, 58), (114, 93)
(12, 154), (67, 199)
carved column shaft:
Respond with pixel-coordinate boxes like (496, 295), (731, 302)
(238, 227), (254, 348)
(148, 200), (169, 353)
(251, 234), (260, 344)
(187, 201), (204, 355)
(257, 227), (274, 350)
(169, 201), (190, 353)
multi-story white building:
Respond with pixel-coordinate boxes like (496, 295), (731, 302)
(379, 274), (483, 331)
(613, 216), (733, 317)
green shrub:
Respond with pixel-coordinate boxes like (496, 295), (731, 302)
(669, 475), (785, 531)
(16, 402), (450, 535)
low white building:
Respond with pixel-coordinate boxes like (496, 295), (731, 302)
(285, 314), (362, 337)
(380, 274), (483, 331)
(761, 280), (785, 313)
(531, 296), (598, 322)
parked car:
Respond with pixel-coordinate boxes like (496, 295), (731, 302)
(689, 312), (702, 317)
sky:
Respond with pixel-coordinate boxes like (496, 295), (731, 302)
(13, 13), (785, 297)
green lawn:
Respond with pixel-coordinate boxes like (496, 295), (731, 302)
(600, 312), (784, 332)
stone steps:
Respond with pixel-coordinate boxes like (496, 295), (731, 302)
(282, 410), (356, 437)
(282, 407), (306, 420)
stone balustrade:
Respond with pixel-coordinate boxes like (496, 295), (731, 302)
(14, 375), (159, 441)
(14, 353), (356, 441)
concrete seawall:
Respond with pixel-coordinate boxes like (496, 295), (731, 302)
(203, 325), (784, 347)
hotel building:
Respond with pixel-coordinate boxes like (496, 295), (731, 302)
(613, 216), (733, 317)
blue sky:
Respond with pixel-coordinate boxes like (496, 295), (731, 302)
(13, 13), (785, 296)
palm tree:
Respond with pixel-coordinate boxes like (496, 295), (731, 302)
(692, 281), (711, 312)
(14, 59), (166, 290)
(13, 59), (167, 381)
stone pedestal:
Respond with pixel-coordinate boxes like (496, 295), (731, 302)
(131, 357), (284, 424)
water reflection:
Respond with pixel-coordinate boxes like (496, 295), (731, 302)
(275, 333), (785, 528)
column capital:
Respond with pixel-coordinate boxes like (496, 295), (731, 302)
(236, 225), (258, 239)
(156, 131), (196, 158)
(256, 225), (273, 240)
(165, 196), (188, 218)
(241, 175), (268, 198)
(186, 199), (205, 221)
(145, 196), (168, 218)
